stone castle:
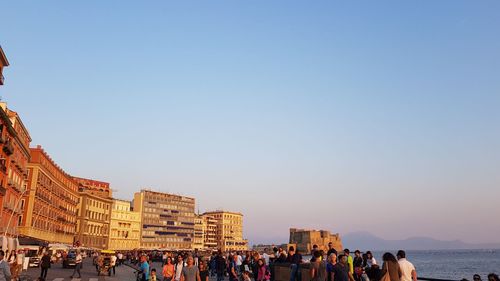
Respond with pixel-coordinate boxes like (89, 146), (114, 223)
(289, 228), (343, 253)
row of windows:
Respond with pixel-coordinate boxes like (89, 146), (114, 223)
(86, 198), (110, 210)
(85, 224), (108, 235)
(85, 210), (109, 221)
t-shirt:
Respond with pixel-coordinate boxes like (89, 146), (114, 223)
(327, 249), (338, 257)
(175, 263), (184, 281)
(262, 253), (270, 265)
(236, 255), (243, 266)
(200, 269), (209, 281)
(0, 260), (12, 281)
(398, 259), (415, 281)
(346, 256), (354, 274)
(332, 263), (350, 281)
(110, 255), (117, 266)
(75, 254), (82, 264)
(140, 261), (150, 281)
(182, 266), (199, 281)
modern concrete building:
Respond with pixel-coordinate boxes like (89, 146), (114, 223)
(19, 146), (79, 244)
(203, 210), (248, 251)
(289, 228), (343, 254)
(75, 189), (112, 249)
(108, 199), (140, 250)
(134, 190), (195, 250)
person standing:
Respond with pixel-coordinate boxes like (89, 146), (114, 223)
(288, 247), (302, 281)
(175, 255), (185, 281)
(381, 253), (401, 281)
(327, 243), (338, 258)
(262, 249), (270, 265)
(228, 255), (239, 281)
(16, 250), (25, 276)
(163, 257), (175, 281)
(40, 252), (51, 280)
(256, 259), (271, 281)
(139, 255), (150, 281)
(353, 251), (363, 281)
(332, 255), (355, 281)
(326, 253), (337, 281)
(215, 251), (226, 281)
(181, 256), (201, 281)
(0, 250), (12, 281)
(110, 253), (117, 276)
(396, 251), (416, 281)
(199, 261), (209, 281)
(310, 251), (326, 281)
(366, 252), (377, 268)
(70, 250), (83, 279)
(344, 249), (354, 275)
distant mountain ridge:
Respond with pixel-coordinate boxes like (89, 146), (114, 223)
(343, 232), (500, 250)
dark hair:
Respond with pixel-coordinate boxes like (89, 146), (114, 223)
(366, 251), (373, 257)
(289, 246), (295, 252)
(313, 244), (318, 249)
(344, 249), (350, 254)
(338, 254), (345, 260)
(0, 250), (4, 256)
(151, 268), (156, 273)
(397, 250), (406, 259)
(354, 250), (361, 254)
(473, 275), (481, 280)
(314, 251), (322, 258)
(382, 252), (397, 263)
(488, 274), (499, 281)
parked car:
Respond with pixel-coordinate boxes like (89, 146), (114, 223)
(63, 251), (77, 268)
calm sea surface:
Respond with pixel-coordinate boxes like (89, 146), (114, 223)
(307, 250), (500, 280)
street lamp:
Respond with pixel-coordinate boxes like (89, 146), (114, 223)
(3, 186), (28, 237)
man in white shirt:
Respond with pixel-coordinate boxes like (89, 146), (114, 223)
(397, 250), (417, 281)
(110, 254), (118, 276)
(261, 248), (270, 265)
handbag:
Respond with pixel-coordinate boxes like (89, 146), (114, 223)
(381, 263), (391, 281)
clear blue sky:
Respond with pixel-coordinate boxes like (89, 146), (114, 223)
(2, 1), (499, 245)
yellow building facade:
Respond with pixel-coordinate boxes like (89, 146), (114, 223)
(108, 199), (140, 250)
(75, 191), (112, 249)
(193, 215), (204, 250)
(201, 214), (217, 249)
(203, 210), (248, 251)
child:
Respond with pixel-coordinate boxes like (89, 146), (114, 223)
(150, 268), (157, 281)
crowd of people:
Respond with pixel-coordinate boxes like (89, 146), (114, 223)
(0, 247), (499, 281)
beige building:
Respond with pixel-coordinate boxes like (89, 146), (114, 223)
(201, 214), (217, 249)
(203, 210), (248, 251)
(134, 190), (195, 250)
(75, 190), (112, 249)
(193, 215), (204, 250)
(289, 228), (343, 254)
(108, 199), (140, 250)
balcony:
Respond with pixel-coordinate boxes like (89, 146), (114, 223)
(3, 140), (14, 155)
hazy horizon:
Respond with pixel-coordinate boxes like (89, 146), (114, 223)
(2, 1), (499, 246)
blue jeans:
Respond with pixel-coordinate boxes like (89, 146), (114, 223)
(217, 272), (225, 281)
(289, 264), (299, 281)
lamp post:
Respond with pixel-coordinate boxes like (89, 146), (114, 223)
(3, 186), (28, 237)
